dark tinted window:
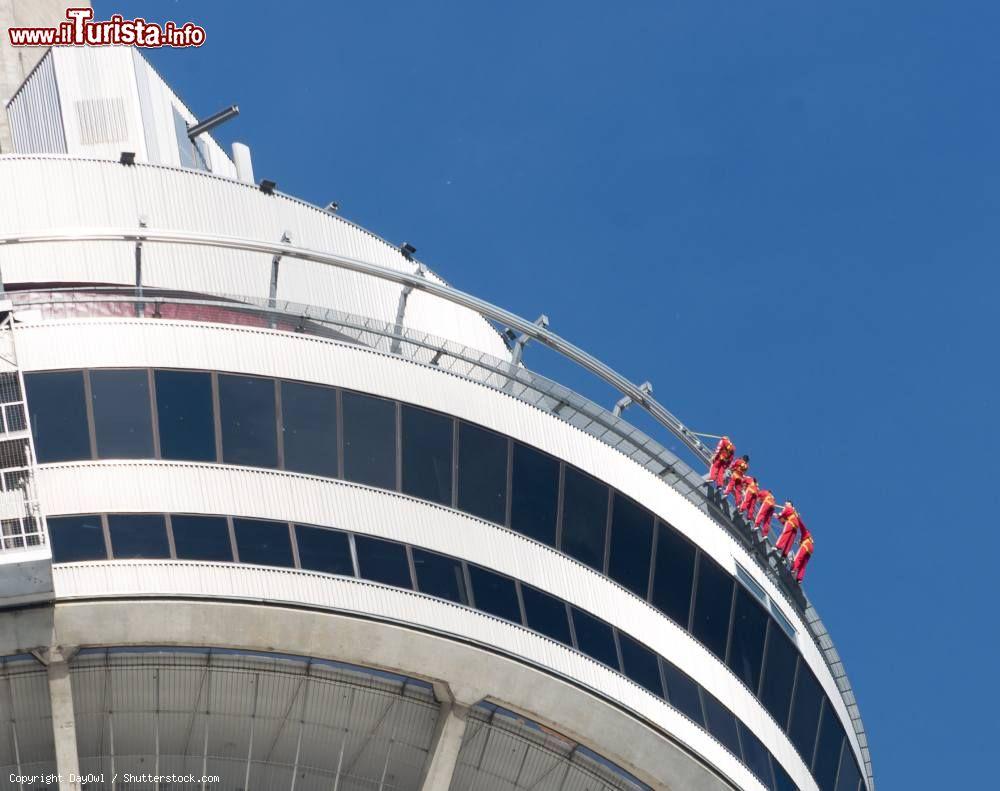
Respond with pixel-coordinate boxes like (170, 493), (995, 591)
(171, 515), (232, 561)
(737, 720), (774, 790)
(469, 565), (521, 623)
(457, 423), (507, 523)
(232, 518), (293, 567)
(788, 664), (824, 764)
(412, 548), (469, 605)
(342, 392), (396, 489)
(761, 624), (799, 728)
(295, 525), (353, 576)
(661, 659), (704, 726)
(48, 515), (106, 562)
(571, 608), (619, 670)
(607, 494), (654, 598)
(355, 535), (412, 589)
(728, 586), (769, 691)
(835, 745), (863, 791)
(813, 701), (844, 791)
(90, 370), (153, 458)
(772, 759), (797, 791)
(561, 467), (609, 572)
(510, 443), (559, 546)
(25, 371), (90, 462)
(618, 633), (663, 697)
(650, 522), (696, 625)
(108, 514), (169, 559)
(521, 585), (572, 646)
(702, 690), (741, 757)
(154, 370), (216, 462)
(219, 375), (277, 468)
(401, 405), (453, 506)
(691, 552), (734, 660)
(281, 382), (337, 477)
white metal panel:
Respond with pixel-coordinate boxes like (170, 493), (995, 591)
(38, 460), (813, 789)
(50, 47), (148, 161)
(0, 157), (509, 359)
(53, 560), (792, 791)
(6, 50), (67, 155)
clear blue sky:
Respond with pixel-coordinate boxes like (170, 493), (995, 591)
(110, 2), (997, 787)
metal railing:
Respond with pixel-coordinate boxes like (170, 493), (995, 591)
(0, 231), (873, 787)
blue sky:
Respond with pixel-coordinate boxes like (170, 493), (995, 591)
(109, 1), (997, 787)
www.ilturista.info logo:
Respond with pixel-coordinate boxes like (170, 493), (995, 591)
(7, 7), (206, 48)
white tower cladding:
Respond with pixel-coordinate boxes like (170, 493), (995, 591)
(0, 42), (873, 791)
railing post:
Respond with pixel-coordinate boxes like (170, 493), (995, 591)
(268, 231), (292, 328)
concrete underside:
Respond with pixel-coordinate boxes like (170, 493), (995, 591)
(0, 599), (739, 791)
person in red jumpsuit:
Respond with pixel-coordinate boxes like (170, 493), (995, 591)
(791, 531), (814, 583)
(723, 455), (750, 502)
(754, 488), (776, 536)
(739, 476), (760, 519)
(707, 436), (735, 488)
(774, 500), (801, 558)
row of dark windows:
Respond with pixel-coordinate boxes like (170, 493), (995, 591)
(48, 512), (854, 791)
(25, 369), (863, 791)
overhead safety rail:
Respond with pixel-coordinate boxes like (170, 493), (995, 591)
(0, 228), (715, 465)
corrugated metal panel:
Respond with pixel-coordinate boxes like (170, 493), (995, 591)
(0, 157), (508, 359)
(50, 47), (149, 161)
(6, 50), (67, 155)
(40, 461), (801, 789)
(53, 561), (780, 791)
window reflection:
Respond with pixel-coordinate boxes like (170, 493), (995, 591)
(90, 369), (154, 459)
(401, 405), (452, 506)
(343, 392), (396, 489)
(219, 375), (277, 468)
(561, 467), (609, 572)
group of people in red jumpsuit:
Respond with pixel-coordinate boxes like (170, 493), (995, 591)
(706, 436), (814, 584)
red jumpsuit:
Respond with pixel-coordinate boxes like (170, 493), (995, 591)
(739, 477), (759, 517)
(792, 533), (814, 583)
(754, 490), (775, 535)
(708, 436), (734, 487)
(723, 457), (749, 501)
(774, 503), (800, 557)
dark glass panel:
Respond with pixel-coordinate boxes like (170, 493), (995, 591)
(772, 759), (797, 791)
(108, 514), (169, 559)
(171, 515), (232, 562)
(281, 381), (337, 477)
(691, 552), (734, 660)
(342, 392), (396, 489)
(232, 518), (294, 567)
(295, 525), (353, 576)
(607, 494), (655, 598)
(571, 608), (619, 670)
(702, 690), (741, 757)
(457, 423), (507, 523)
(813, 701), (845, 791)
(521, 585), (572, 646)
(728, 585), (769, 691)
(661, 658), (704, 726)
(650, 522), (696, 625)
(510, 442), (559, 546)
(561, 467), (609, 572)
(618, 633), (664, 697)
(90, 369), (154, 459)
(468, 565), (521, 623)
(788, 664), (824, 765)
(218, 375), (277, 468)
(401, 405), (453, 506)
(412, 548), (469, 605)
(834, 745), (863, 791)
(737, 720), (775, 790)
(354, 535), (412, 589)
(25, 371), (90, 463)
(48, 515), (106, 563)
(761, 624), (799, 728)
(154, 370), (216, 462)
